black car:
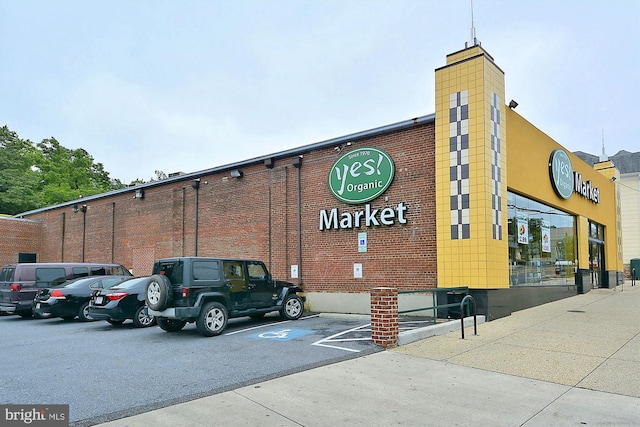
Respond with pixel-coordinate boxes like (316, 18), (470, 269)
(33, 276), (133, 321)
(88, 277), (157, 328)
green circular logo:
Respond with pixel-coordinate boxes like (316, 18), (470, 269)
(328, 147), (395, 204)
(549, 149), (574, 200)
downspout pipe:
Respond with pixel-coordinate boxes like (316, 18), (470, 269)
(61, 212), (66, 262)
(80, 204), (87, 262)
(111, 202), (116, 263)
(191, 179), (201, 256)
(293, 156), (303, 286)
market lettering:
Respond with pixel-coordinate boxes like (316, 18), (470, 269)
(573, 172), (600, 204)
(319, 202), (408, 230)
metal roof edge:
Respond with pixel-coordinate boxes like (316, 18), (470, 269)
(0, 215), (42, 223)
(14, 114), (435, 218)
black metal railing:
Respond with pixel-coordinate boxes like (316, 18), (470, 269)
(397, 287), (480, 339)
(459, 294), (478, 339)
(397, 286), (469, 321)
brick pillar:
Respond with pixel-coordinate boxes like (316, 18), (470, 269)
(370, 287), (398, 348)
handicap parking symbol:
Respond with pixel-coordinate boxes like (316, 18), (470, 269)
(251, 328), (313, 341)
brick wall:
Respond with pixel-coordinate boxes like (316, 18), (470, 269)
(0, 217), (42, 266)
(18, 122), (438, 292)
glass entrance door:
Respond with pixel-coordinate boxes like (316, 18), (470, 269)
(588, 221), (605, 289)
(589, 241), (606, 288)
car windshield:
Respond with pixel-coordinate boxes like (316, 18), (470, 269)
(64, 276), (127, 289)
(109, 277), (148, 290)
(62, 277), (100, 288)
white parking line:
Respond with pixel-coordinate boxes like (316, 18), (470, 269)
(312, 324), (372, 353)
(227, 315), (371, 353)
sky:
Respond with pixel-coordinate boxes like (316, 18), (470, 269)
(1, 0), (638, 184)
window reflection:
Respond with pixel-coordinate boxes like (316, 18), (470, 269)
(508, 192), (576, 286)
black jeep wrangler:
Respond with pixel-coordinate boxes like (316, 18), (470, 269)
(145, 257), (305, 337)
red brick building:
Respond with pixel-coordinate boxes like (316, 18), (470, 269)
(7, 117), (437, 314)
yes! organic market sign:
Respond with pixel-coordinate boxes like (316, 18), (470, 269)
(548, 149), (601, 204)
(328, 147), (395, 204)
(320, 146), (406, 231)
(549, 149), (574, 200)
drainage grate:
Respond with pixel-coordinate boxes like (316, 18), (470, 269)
(567, 310), (586, 313)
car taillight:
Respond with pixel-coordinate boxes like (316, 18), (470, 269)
(106, 292), (129, 301)
(50, 289), (66, 299)
(10, 284), (21, 291)
(182, 288), (189, 298)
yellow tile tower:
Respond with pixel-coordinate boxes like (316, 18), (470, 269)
(435, 43), (509, 289)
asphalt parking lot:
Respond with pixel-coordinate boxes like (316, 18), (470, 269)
(0, 312), (381, 426)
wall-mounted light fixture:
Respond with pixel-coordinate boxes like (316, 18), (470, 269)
(508, 100), (518, 109)
(230, 169), (244, 178)
(333, 142), (353, 153)
(71, 203), (87, 213)
(611, 176), (617, 182)
(134, 189), (145, 199)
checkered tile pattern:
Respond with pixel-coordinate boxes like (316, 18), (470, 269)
(449, 90), (470, 239)
(490, 92), (502, 240)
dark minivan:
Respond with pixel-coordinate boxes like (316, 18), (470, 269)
(0, 262), (132, 317)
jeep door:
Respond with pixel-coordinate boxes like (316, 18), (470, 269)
(246, 261), (273, 308)
(222, 260), (248, 309)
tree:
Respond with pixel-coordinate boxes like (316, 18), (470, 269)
(0, 126), (127, 214)
(36, 137), (125, 206)
(0, 126), (43, 214)
(154, 170), (168, 181)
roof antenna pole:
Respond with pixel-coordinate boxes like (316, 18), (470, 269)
(470, 0), (477, 46)
(599, 129), (608, 161)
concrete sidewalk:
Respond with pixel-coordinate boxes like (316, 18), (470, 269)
(95, 283), (640, 426)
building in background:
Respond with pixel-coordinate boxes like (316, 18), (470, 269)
(575, 150), (640, 278)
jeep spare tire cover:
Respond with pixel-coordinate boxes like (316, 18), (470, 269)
(146, 274), (172, 311)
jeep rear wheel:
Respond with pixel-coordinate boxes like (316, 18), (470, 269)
(280, 294), (303, 320)
(196, 302), (228, 337)
(146, 275), (171, 311)
(157, 317), (186, 332)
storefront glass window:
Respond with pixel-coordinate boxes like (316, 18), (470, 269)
(589, 221), (604, 241)
(507, 191), (576, 286)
